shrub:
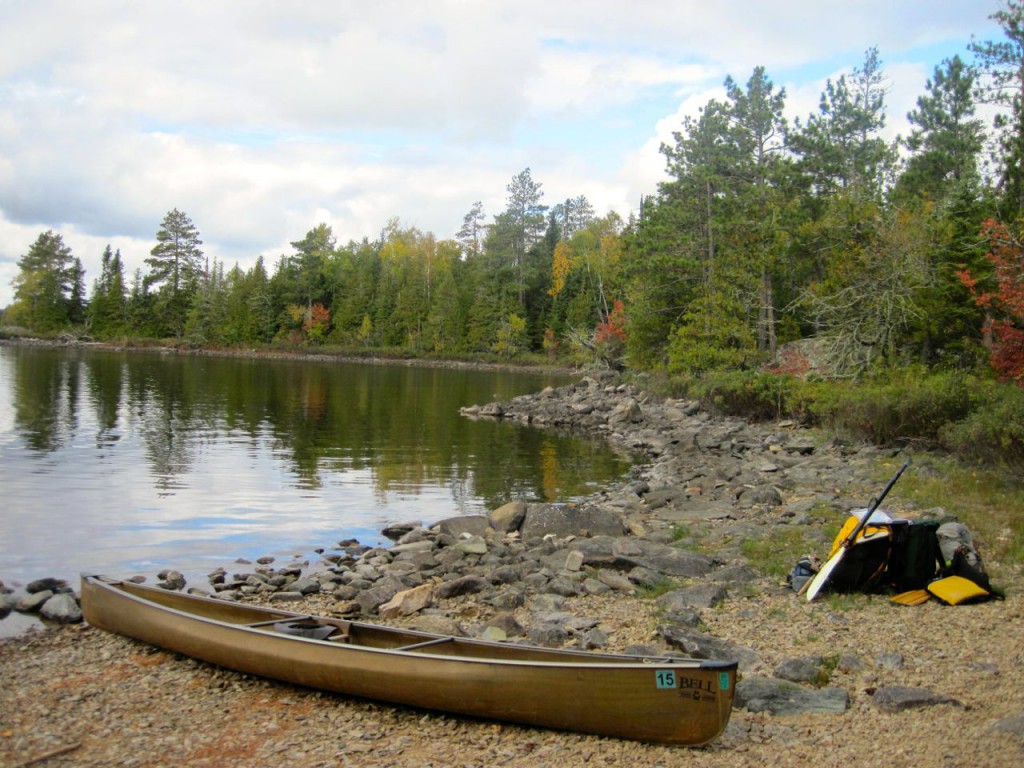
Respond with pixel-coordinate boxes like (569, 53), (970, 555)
(685, 370), (799, 421)
(805, 368), (972, 445)
(940, 381), (1024, 468)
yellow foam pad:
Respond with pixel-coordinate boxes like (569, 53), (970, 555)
(927, 576), (990, 605)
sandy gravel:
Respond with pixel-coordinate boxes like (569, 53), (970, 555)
(2, 575), (1022, 768)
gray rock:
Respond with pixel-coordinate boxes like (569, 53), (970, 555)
(528, 625), (568, 647)
(736, 677), (849, 715)
(581, 578), (612, 596)
(737, 485), (784, 508)
(26, 577), (67, 594)
(157, 570), (186, 590)
(877, 652), (905, 670)
(546, 576), (581, 597)
(626, 566), (664, 589)
(531, 593), (566, 612)
(355, 576), (406, 613)
(16, 590), (53, 613)
(453, 536), (488, 555)
(870, 686), (962, 712)
(990, 713), (1024, 736)
(657, 584), (727, 612)
(519, 504), (624, 542)
(289, 577), (322, 595)
(595, 569), (634, 593)
(433, 515), (490, 539)
(837, 654), (866, 673)
(0, 593), (14, 619)
(659, 625), (761, 669)
(434, 575), (490, 600)
(487, 588), (526, 611)
(40, 593), (82, 623)
(489, 564), (522, 584)
(381, 521), (420, 541)
(774, 656), (828, 684)
(578, 628), (608, 649)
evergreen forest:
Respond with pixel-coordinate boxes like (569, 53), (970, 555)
(5, 6), (1024, 466)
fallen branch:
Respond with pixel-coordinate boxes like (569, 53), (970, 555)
(12, 742), (82, 768)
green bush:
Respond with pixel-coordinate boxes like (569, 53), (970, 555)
(806, 368), (973, 445)
(683, 370), (800, 421)
(940, 382), (1024, 468)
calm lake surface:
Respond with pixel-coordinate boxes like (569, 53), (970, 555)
(0, 344), (631, 594)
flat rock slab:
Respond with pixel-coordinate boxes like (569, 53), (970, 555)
(736, 677), (850, 716)
(658, 625), (761, 669)
(870, 686), (963, 712)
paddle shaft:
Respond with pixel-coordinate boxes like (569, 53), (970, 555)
(839, 459), (911, 552)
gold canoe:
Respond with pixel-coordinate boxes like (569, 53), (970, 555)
(80, 575), (736, 745)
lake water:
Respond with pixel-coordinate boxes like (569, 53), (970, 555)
(0, 345), (631, 603)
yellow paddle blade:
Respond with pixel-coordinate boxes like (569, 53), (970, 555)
(890, 589), (931, 606)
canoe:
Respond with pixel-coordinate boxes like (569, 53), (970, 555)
(80, 575), (737, 745)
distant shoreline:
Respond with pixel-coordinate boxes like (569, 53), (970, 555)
(0, 336), (580, 377)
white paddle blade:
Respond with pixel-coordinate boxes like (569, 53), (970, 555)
(804, 549), (845, 602)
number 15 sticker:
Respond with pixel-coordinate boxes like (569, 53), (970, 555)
(655, 670), (677, 689)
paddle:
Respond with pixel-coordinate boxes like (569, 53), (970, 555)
(804, 458), (911, 602)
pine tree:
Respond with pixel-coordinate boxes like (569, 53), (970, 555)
(10, 230), (78, 331)
(144, 209), (204, 337)
(87, 245), (128, 337)
(970, 0), (1024, 218)
(897, 55), (985, 201)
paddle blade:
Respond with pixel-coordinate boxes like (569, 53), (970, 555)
(804, 548), (844, 602)
(890, 589), (931, 606)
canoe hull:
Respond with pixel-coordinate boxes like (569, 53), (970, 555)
(80, 576), (736, 745)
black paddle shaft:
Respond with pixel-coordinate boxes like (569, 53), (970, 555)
(840, 459), (911, 551)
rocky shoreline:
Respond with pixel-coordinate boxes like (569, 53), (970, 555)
(2, 373), (1023, 767)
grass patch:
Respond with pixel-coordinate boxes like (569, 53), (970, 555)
(670, 523), (692, 542)
(739, 527), (815, 578)
(825, 593), (868, 612)
(636, 576), (680, 599)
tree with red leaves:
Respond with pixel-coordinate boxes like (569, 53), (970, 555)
(958, 219), (1024, 383)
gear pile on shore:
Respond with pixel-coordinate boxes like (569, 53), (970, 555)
(2, 373), (1023, 767)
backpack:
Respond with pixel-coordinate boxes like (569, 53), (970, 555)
(935, 521), (993, 595)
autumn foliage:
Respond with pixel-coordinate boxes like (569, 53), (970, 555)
(958, 219), (1024, 384)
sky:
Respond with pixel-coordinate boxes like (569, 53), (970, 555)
(0, 0), (1006, 309)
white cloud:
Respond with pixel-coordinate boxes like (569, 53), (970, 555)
(0, 0), (1005, 308)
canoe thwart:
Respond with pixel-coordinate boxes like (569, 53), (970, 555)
(395, 636), (456, 653)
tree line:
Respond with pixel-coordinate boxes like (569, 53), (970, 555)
(5, 4), (1024, 383)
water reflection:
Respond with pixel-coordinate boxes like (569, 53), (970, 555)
(0, 345), (631, 585)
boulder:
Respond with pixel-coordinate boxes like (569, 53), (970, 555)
(378, 583), (434, 619)
(16, 590), (53, 613)
(40, 593), (82, 623)
(519, 504), (624, 542)
(489, 501), (527, 533)
(26, 577), (67, 594)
